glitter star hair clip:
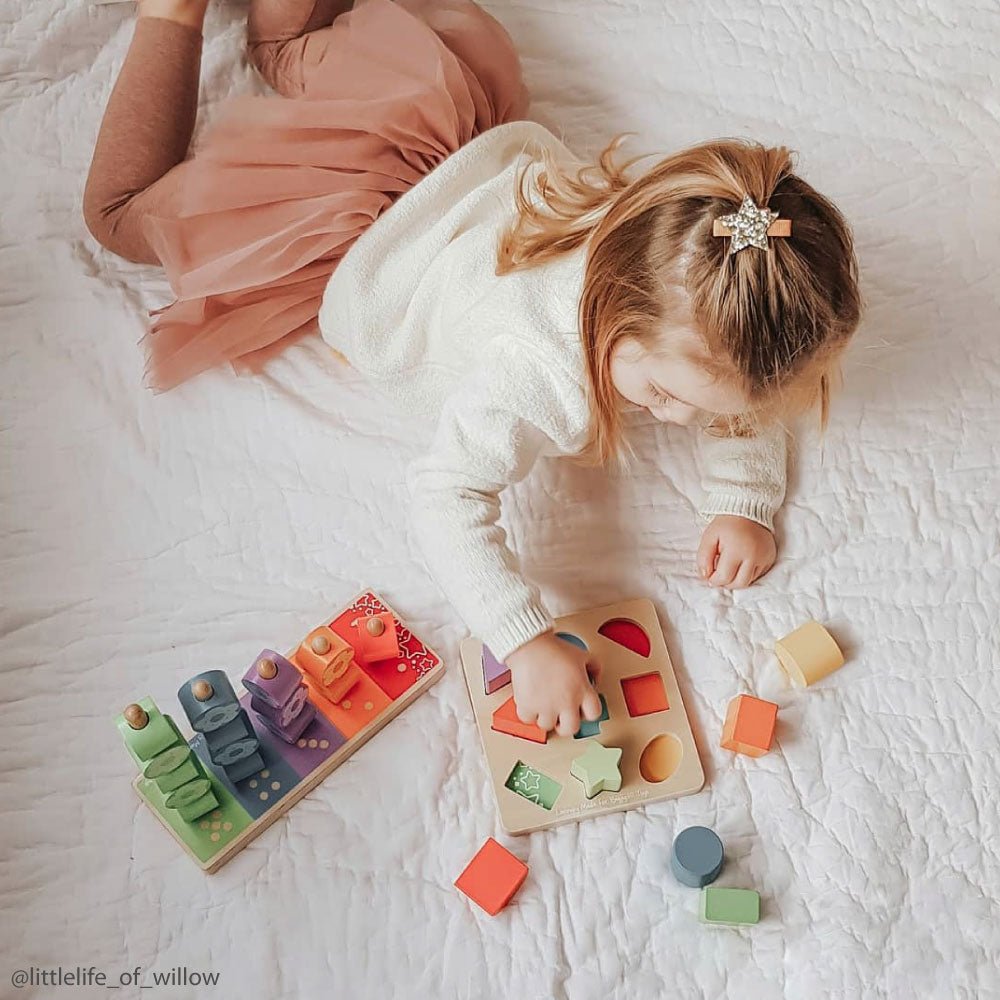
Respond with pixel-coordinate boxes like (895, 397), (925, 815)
(713, 195), (792, 254)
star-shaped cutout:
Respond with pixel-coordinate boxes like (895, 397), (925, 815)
(718, 195), (780, 254)
(514, 768), (542, 795)
(570, 742), (623, 799)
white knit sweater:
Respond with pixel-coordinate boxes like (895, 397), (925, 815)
(318, 121), (786, 661)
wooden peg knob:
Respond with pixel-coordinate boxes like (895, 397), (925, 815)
(257, 657), (278, 680)
(365, 617), (385, 637)
(310, 634), (331, 655)
(123, 703), (148, 730)
(191, 679), (214, 701)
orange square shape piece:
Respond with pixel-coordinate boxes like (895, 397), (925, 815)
(620, 672), (670, 717)
(720, 694), (778, 757)
(491, 697), (547, 744)
(454, 838), (528, 916)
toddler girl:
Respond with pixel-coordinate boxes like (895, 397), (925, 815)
(84, 0), (861, 739)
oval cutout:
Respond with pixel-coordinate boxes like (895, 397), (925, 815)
(598, 618), (651, 657)
(555, 632), (588, 652)
(639, 733), (683, 783)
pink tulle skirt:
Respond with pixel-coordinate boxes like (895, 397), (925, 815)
(141, 0), (528, 390)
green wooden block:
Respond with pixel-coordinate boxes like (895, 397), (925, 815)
(144, 744), (193, 781)
(505, 761), (562, 810)
(164, 778), (213, 811)
(137, 770), (252, 864)
(569, 742), (623, 799)
(153, 753), (198, 795)
(115, 698), (181, 764)
(176, 789), (219, 822)
(699, 887), (761, 926)
(152, 754), (201, 794)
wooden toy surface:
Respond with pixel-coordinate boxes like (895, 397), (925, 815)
(459, 598), (704, 835)
(131, 591), (444, 872)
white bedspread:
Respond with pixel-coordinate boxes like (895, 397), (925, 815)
(2, 1), (998, 997)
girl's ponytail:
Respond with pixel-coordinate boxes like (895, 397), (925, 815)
(497, 137), (861, 463)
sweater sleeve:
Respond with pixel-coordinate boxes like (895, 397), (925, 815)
(406, 342), (588, 663)
(697, 423), (788, 532)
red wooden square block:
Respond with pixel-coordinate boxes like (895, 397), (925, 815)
(454, 838), (528, 916)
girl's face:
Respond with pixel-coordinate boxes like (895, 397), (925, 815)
(609, 330), (748, 426)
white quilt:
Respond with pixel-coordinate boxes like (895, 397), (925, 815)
(2, 1), (998, 997)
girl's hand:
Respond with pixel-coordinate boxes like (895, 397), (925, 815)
(697, 515), (776, 589)
(506, 633), (603, 738)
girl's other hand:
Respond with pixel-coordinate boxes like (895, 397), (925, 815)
(697, 514), (776, 589)
(505, 633), (603, 738)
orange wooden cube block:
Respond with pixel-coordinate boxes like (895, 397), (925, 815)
(454, 838), (528, 916)
(720, 694), (778, 757)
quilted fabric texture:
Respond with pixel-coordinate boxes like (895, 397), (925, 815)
(1, 1), (998, 997)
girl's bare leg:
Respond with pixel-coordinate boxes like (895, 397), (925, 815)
(82, 1), (210, 262)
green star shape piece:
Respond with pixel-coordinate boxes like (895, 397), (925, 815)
(719, 195), (780, 254)
(570, 742), (623, 799)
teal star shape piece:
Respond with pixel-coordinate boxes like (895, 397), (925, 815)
(719, 195), (780, 254)
(570, 742), (623, 799)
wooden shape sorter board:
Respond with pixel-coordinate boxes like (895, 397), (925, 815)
(459, 598), (704, 834)
(126, 591), (443, 872)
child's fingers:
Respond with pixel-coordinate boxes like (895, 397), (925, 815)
(516, 701), (542, 726)
(586, 657), (603, 684)
(581, 687), (603, 722)
(754, 561), (774, 582)
(556, 708), (581, 738)
(536, 712), (557, 733)
(697, 531), (720, 579)
(732, 560), (757, 589)
(709, 553), (741, 587)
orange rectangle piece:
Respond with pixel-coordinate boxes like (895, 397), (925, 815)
(454, 838), (528, 915)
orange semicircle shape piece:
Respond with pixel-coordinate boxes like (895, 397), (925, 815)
(598, 618), (651, 657)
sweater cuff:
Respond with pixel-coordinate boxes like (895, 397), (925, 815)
(483, 603), (555, 664)
(699, 492), (776, 532)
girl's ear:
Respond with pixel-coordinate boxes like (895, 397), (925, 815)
(612, 336), (643, 362)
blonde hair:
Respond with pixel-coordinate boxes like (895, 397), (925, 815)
(497, 137), (862, 463)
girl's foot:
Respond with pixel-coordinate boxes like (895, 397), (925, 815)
(137, 0), (209, 29)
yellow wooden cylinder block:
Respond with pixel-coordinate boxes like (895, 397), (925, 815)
(775, 621), (844, 687)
